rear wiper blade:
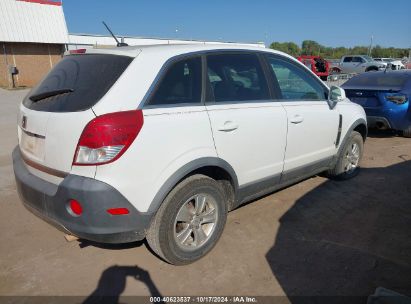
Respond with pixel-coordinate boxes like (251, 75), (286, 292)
(29, 88), (74, 102)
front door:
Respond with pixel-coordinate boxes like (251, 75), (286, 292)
(265, 54), (340, 178)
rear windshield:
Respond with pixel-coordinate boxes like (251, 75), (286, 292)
(343, 72), (409, 90)
(23, 54), (133, 112)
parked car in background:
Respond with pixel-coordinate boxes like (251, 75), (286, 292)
(342, 70), (411, 137)
(403, 58), (411, 69)
(297, 55), (329, 80)
(338, 55), (387, 74)
(374, 58), (405, 70)
(13, 44), (367, 265)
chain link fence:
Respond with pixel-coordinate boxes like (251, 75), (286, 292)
(325, 73), (357, 87)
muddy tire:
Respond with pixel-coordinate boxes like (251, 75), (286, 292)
(146, 174), (227, 265)
(403, 126), (411, 138)
(327, 131), (364, 180)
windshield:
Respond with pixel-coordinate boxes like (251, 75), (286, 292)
(363, 56), (374, 62)
(23, 54), (133, 112)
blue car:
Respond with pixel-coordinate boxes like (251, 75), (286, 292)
(342, 70), (411, 137)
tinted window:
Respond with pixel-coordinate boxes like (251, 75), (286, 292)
(23, 54), (133, 112)
(206, 53), (269, 102)
(343, 57), (353, 62)
(267, 56), (327, 101)
(148, 57), (202, 105)
(352, 57), (363, 63)
(343, 72), (409, 89)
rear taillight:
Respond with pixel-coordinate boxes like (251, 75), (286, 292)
(385, 93), (408, 105)
(73, 110), (144, 166)
(69, 49), (87, 54)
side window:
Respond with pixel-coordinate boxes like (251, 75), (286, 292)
(352, 57), (361, 63)
(148, 57), (202, 106)
(206, 53), (269, 102)
(343, 57), (353, 63)
(266, 56), (327, 101)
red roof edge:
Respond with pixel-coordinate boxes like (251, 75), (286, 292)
(16, 0), (62, 6)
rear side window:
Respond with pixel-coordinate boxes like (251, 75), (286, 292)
(267, 56), (327, 101)
(206, 53), (269, 102)
(352, 57), (363, 63)
(343, 57), (353, 63)
(23, 54), (133, 112)
(148, 57), (202, 106)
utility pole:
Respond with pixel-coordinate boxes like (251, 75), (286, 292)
(368, 35), (373, 56)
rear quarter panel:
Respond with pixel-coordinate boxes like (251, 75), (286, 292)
(94, 106), (217, 213)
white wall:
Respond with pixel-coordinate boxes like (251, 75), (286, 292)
(0, 0), (68, 44)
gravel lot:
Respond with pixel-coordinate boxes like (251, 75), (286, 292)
(0, 88), (410, 301)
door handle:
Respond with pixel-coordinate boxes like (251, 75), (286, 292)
(218, 121), (239, 132)
(290, 115), (304, 124)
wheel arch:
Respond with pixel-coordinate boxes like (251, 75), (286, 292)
(147, 158), (239, 214)
(366, 66), (379, 72)
(342, 118), (368, 146)
(330, 118), (367, 168)
(353, 122), (367, 141)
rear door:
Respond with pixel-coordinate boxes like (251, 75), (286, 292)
(351, 56), (366, 73)
(18, 54), (133, 182)
(264, 54), (339, 178)
(340, 56), (353, 73)
(205, 52), (288, 187)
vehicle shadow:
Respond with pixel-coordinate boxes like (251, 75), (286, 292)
(83, 265), (162, 304)
(367, 129), (400, 138)
(266, 161), (411, 303)
(78, 239), (145, 250)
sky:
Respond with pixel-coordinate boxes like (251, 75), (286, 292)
(63, 0), (411, 48)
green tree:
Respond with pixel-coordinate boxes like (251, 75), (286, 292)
(269, 40), (409, 59)
(269, 42), (301, 57)
(301, 40), (322, 56)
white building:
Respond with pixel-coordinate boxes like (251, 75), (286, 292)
(0, 0), (68, 87)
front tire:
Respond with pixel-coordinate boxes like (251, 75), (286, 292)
(146, 174), (228, 265)
(327, 131), (364, 180)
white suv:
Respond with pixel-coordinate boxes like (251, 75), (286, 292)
(13, 44), (367, 265)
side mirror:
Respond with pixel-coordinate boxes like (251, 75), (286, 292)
(328, 85), (346, 108)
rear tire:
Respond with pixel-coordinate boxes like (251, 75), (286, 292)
(327, 131), (364, 180)
(403, 126), (411, 138)
(146, 174), (228, 265)
(366, 66), (378, 72)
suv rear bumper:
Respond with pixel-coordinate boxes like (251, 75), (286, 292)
(12, 147), (152, 244)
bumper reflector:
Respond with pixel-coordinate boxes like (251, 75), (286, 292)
(68, 199), (83, 216)
(107, 208), (130, 215)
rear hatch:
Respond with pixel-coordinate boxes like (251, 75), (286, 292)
(18, 52), (134, 182)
